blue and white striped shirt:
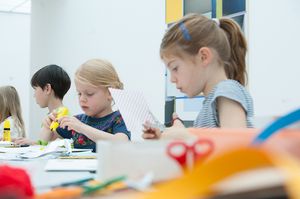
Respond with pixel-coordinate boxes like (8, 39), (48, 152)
(194, 80), (254, 128)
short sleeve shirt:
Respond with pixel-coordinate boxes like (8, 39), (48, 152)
(56, 111), (130, 152)
(194, 80), (254, 128)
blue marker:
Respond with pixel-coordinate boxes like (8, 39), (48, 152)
(252, 108), (300, 145)
(54, 177), (94, 188)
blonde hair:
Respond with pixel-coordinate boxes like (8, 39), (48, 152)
(75, 59), (123, 89)
(160, 13), (247, 86)
(0, 86), (25, 137)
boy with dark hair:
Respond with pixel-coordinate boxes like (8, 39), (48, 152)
(30, 65), (71, 112)
(14, 65), (71, 145)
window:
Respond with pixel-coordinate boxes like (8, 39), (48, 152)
(0, 0), (31, 14)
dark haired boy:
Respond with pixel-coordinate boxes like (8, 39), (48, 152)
(31, 64), (71, 112)
(14, 65), (71, 145)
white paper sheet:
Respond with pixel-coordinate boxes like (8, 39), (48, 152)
(109, 88), (165, 141)
(0, 145), (40, 154)
(45, 159), (97, 171)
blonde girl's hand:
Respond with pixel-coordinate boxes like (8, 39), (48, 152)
(142, 121), (162, 139)
(58, 116), (84, 133)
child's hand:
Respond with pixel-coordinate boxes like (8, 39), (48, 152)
(158, 112), (192, 139)
(43, 112), (57, 129)
(142, 121), (162, 139)
(171, 112), (185, 128)
(161, 126), (192, 140)
(58, 116), (83, 132)
(14, 138), (36, 145)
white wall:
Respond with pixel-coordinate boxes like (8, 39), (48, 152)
(248, 0), (300, 118)
(30, 0), (166, 140)
(0, 12), (30, 135)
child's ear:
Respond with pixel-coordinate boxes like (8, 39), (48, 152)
(44, 84), (52, 94)
(108, 95), (113, 101)
(197, 47), (212, 66)
(107, 90), (113, 101)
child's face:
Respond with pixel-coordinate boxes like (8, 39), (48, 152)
(33, 86), (49, 108)
(163, 54), (207, 97)
(75, 80), (112, 118)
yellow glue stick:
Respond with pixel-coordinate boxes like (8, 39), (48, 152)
(50, 107), (69, 131)
(3, 119), (11, 142)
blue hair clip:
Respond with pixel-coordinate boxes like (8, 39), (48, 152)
(179, 22), (192, 41)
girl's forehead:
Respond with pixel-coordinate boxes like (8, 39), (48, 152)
(163, 53), (178, 61)
(163, 55), (179, 63)
(75, 78), (91, 86)
(165, 51), (196, 62)
(163, 51), (190, 61)
(75, 81), (107, 92)
(75, 80), (96, 89)
(163, 55), (186, 66)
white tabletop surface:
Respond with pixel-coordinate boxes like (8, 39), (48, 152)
(0, 153), (96, 194)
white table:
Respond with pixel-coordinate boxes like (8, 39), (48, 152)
(0, 154), (95, 194)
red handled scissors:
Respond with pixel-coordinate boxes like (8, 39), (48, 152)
(166, 139), (214, 169)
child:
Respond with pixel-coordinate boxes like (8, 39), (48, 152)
(44, 59), (130, 152)
(30, 64), (71, 112)
(0, 86), (25, 139)
(143, 13), (254, 139)
(14, 64), (71, 145)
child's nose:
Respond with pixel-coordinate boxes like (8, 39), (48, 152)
(79, 95), (87, 102)
(170, 74), (177, 83)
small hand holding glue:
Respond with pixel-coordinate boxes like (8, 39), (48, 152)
(50, 107), (69, 131)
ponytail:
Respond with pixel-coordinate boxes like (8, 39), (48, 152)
(219, 18), (247, 86)
(113, 81), (124, 90)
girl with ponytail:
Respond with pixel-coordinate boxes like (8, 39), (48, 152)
(143, 14), (253, 139)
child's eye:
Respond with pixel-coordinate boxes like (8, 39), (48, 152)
(77, 93), (82, 96)
(172, 66), (178, 72)
(87, 93), (94, 97)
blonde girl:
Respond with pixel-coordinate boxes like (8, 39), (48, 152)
(0, 86), (25, 139)
(44, 59), (130, 151)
